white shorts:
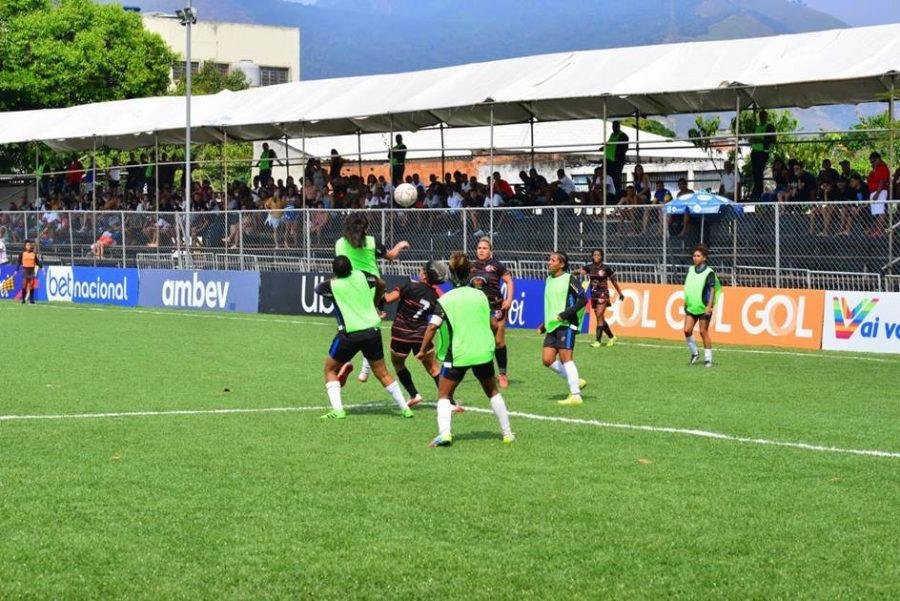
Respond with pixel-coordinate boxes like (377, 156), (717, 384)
(266, 216), (283, 228)
(870, 190), (887, 215)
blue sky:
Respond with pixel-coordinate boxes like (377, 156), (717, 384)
(802, 0), (900, 26)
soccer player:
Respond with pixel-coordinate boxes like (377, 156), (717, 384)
(418, 252), (514, 447)
(334, 212), (410, 383)
(537, 251), (588, 406)
(579, 249), (623, 348)
(683, 243), (722, 367)
(469, 237), (514, 388)
(382, 260), (446, 407)
(315, 255), (413, 419)
(16, 240), (42, 304)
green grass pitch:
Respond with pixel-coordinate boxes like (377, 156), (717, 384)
(1, 303), (898, 599)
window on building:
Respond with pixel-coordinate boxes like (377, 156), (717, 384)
(259, 66), (290, 87)
(215, 63), (229, 76)
(172, 61), (199, 82)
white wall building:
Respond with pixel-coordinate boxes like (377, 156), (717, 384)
(142, 14), (301, 87)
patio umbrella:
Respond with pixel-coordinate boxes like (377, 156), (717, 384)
(664, 192), (743, 243)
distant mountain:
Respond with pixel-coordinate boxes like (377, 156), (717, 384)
(113, 0), (846, 80)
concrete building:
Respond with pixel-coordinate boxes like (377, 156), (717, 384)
(142, 14), (301, 87)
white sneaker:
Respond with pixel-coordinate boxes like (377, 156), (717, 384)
(357, 369), (369, 383)
(407, 394), (423, 408)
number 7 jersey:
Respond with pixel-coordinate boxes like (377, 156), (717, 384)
(391, 279), (443, 343)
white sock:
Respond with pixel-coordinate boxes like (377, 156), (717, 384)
(562, 361), (582, 396)
(490, 393), (512, 436)
(436, 398), (453, 437)
(548, 359), (567, 380)
(360, 358), (371, 376)
(385, 381), (408, 409)
(326, 380), (343, 411)
(704, 348), (713, 362)
(686, 336), (698, 355)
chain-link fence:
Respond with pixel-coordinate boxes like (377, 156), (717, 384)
(4, 201), (896, 291)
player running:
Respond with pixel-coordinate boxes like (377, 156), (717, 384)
(469, 237), (514, 388)
(315, 255), (413, 419)
(579, 249), (623, 348)
(418, 252), (514, 447)
(537, 251), (588, 406)
(334, 212), (410, 383)
(382, 260), (447, 407)
(16, 240), (42, 304)
(683, 243), (722, 368)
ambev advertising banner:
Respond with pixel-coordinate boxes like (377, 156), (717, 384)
(821, 291), (900, 354)
(586, 283), (825, 349)
(37, 266), (138, 306)
(138, 269), (260, 313)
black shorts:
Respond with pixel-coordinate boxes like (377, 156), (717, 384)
(489, 300), (507, 322)
(440, 361), (495, 383)
(543, 326), (577, 350)
(390, 338), (427, 356)
(686, 311), (712, 321)
(589, 295), (610, 308)
(328, 329), (384, 364)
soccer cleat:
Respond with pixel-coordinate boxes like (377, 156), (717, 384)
(704, 360), (713, 368)
(605, 336), (616, 347)
(451, 403), (465, 413)
(502, 432), (516, 444)
(591, 341), (602, 348)
(498, 374), (509, 389)
(407, 394), (423, 408)
(320, 409), (347, 420)
(689, 353), (700, 366)
(336, 363), (354, 387)
(578, 378), (587, 390)
(558, 395), (583, 406)
(430, 434), (453, 447)
(401, 407), (414, 418)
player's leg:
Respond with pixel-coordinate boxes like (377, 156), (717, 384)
(390, 340), (420, 406)
(698, 316), (713, 367)
(366, 336), (412, 417)
(322, 348), (349, 420)
(556, 333), (585, 406)
(599, 299), (615, 345)
(591, 299), (603, 347)
(493, 312), (509, 388)
(684, 315), (700, 365)
(431, 368), (462, 446)
(474, 363), (514, 442)
(358, 357), (371, 382)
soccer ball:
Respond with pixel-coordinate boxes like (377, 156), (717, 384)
(393, 183), (418, 207)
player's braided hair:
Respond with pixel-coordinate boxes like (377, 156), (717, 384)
(447, 252), (471, 286)
(343, 213), (369, 248)
(551, 251), (569, 270)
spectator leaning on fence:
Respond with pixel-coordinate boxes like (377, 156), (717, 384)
(867, 151), (890, 238)
(748, 109), (776, 200)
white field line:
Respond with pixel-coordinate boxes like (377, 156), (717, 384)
(33, 303), (899, 364)
(2, 401), (897, 460)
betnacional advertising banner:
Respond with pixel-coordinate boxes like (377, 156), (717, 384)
(37, 266), (138, 306)
(821, 291), (900, 354)
(586, 283), (825, 349)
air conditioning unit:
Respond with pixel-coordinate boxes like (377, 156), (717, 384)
(231, 60), (261, 87)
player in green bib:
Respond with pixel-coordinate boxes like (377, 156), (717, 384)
(683, 243), (722, 367)
(315, 255), (414, 419)
(536, 252), (588, 406)
(417, 252), (514, 447)
(335, 213), (410, 383)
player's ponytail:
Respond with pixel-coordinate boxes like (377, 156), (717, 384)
(693, 243), (710, 259)
(447, 252), (471, 287)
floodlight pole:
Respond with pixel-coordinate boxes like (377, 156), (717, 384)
(223, 129), (228, 260)
(734, 93), (740, 282)
(180, 1), (195, 264)
(888, 79), (896, 273)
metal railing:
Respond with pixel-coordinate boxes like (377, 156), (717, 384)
(2, 200), (895, 291)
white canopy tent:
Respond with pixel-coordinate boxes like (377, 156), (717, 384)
(0, 24), (897, 151)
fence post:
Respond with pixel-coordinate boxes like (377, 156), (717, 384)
(661, 205), (667, 284)
(553, 206), (558, 250)
(489, 207), (494, 243)
(774, 202), (781, 288)
(239, 209), (245, 270)
(68, 210), (75, 266)
(120, 210), (126, 268)
(462, 208), (468, 252)
(304, 208), (312, 267)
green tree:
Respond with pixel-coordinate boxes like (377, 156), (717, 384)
(688, 115), (722, 172)
(621, 117), (677, 139)
(173, 60), (249, 96)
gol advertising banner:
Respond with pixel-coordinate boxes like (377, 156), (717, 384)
(822, 291), (900, 354)
(587, 283), (824, 349)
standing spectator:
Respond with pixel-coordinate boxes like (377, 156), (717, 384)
(265, 189), (286, 248)
(65, 155), (84, 194)
(602, 121), (628, 195)
(126, 153), (141, 193)
(838, 159), (853, 181)
(330, 149), (344, 182)
(867, 151), (890, 238)
(718, 160), (742, 201)
(108, 163), (121, 192)
(389, 134), (407, 185)
(159, 152), (176, 191)
(748, 110), (776, 200)
(257, 143), (278, 187)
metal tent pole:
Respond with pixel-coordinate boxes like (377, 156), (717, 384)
(302, 124), (310, 264)
(602, 100), (608, 256)
(440, 123), (446, 177)
(530, 117), (535, 171)
(357, 129), (363, 178)
(34, 142), (39, 203)
(154, 134), (160, 263)
(775, 202), (781, 288)
(223, 129), (228, 260)
(634, 109), (640, 166)
(489, 104), (495, 205)
(888, 79), (896, 275)
(183, 0), (194, 266)
(284, 134), (290, 180)
(733, 93), (740, 279)
(92, 136), (98, 266)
